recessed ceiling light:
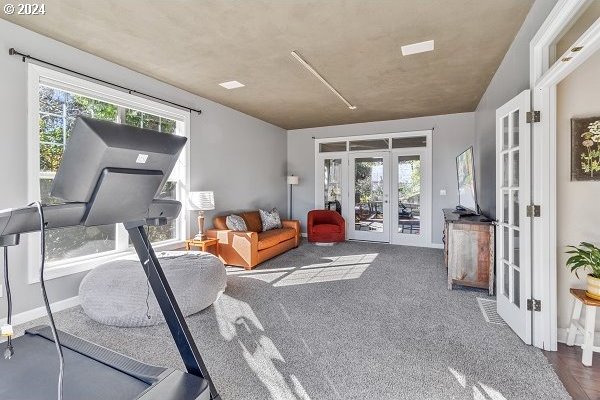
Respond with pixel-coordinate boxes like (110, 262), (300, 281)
(219, 80), (245, 89)
(401, 40), (435, 56)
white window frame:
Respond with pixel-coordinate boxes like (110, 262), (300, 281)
(530, 0), (600, 350)
(313, 130), (433, 247)
(27, 64), (191, 282)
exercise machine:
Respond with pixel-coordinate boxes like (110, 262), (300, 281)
(0, 117), (219, 400)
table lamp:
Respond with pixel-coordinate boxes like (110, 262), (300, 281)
(189, 191), (215, 240)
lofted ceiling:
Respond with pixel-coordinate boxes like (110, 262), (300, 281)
(1, 0), (533, 129)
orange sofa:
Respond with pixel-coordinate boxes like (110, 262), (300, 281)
(206, 211), (300, 269)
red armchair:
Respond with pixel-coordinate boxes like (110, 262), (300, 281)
(307, 210), (346, 243)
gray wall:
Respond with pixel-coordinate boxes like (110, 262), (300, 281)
(287, 112), (475, 245)
(0, 19), (286, 317)
(473, 0), (558, 218)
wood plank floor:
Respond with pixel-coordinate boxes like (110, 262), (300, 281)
(544, 343), (600, 400)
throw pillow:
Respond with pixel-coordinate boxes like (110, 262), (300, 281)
(226, 214), (248, 231)
(259, 208), (282, 231)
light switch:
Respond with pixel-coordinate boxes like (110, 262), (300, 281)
(440, 189), (447, 196)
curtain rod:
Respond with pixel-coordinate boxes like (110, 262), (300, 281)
(8, 48), (202, 115)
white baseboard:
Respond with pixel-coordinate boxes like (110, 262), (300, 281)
(0, 295), (80, 327)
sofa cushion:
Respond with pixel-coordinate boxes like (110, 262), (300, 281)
(259, 208), (282, 231)
(241, 211), (263, 233)
(226, 214), (247, 231)
(257, 228), (296, 250)
(312, 223), (342, 234)
(213, 215), (228, 230)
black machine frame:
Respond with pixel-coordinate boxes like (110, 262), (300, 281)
(0, 117), (220, 400)
(126, 222), (218, 398)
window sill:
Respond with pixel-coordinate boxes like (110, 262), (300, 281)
(29, 239), (185, 283)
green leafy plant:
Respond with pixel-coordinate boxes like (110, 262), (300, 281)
(566, 242), (600, 278)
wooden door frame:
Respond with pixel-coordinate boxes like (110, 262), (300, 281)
(530, 0), (600, 350)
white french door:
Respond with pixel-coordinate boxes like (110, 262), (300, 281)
(348, 152), (390, 242)
(496, 90), (532, 344)
(391, 148), (429, 246)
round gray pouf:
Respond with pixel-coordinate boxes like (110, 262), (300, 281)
(79, 251), (226, 327)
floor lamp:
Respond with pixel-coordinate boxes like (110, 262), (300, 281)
(287, 175), (299, 219)
(189, 191), (215, 240)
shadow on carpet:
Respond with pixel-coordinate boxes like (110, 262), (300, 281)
(17, 241), (570, 400)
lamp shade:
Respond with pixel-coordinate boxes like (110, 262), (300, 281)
(287, 175), (299, 185)
(189, 191), (215, 211)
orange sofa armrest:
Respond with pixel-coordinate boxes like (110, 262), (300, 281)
(207, 229), (258, 267)
(281, 219), (300, 234)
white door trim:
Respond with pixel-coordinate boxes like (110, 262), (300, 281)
(530, 0), (600, 350)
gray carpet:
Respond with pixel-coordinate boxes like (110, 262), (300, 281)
(18, 241), (569, 400)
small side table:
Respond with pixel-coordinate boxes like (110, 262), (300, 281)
(185, 238), (219, 257)
(566, 288), (600, 366)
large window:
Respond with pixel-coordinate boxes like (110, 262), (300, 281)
(29, 65), (189, 278)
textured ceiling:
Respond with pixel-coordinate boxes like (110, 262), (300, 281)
(1, 0), (533, 129)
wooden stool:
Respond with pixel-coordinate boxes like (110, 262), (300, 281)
(566, 288), (600, 366)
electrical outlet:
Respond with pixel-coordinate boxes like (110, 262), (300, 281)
(440, 189), (447, 196)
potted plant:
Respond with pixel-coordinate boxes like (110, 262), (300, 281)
(566, 242), (600, 300)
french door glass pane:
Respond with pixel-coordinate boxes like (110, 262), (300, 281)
(397, 155), (420, 235)
(503, 227), (510, 261)
(502, 153), (509, 187)
(324, 159), (343, 213)
(503, 191), (509, 224)
(503, 263), (510, 297)
(354, 157), (384, 232)
(512, 190), (519, 227)
(511, 150), (519, 186)
(513, 229), (520, 267)
(512, 111), (520, 146)
(513, 268), (520, 308)
(503, 116), (509, 150)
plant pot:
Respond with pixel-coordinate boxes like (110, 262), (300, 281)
(586, 275), (600, 300)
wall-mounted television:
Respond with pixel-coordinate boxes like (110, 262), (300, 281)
(456, 146), (478, 214)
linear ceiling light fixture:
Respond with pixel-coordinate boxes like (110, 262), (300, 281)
(401, 40), (435, 56)
(290, 50), (357, 110)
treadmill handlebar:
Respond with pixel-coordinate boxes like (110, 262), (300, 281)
(0, 199), (181, 238)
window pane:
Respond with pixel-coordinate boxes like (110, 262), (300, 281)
(502, 153), (509, 187)
(503, 191), (509, 224)
(511, 150), (519, 187)
(512, 190), (519, 227)
(512, 110), (519, 147)
(39, 85), (65, 114)
(354, 157), (384, 232)
(513, 229), (520, 267)
(391, 136), (426, 148)
(503, 262), (509, 298)
(350, 139), (389, 151)
(398, 155), (421, 235)
(324, 159), (343, 213)
(46, 225), (116, 262)
(142, 113), (160, 131)
(319, 142), (346, 153)
(503, 227), (509, 261)
(502, 116), (509, 150)
(40, 115), (64, 144)
(40, 144), (64, 172)
(124, 109), (177, 135)
(513, 268), (520, 308)
(148, 181), (177, 243)
(66, 94), (118, 121)
(160, 118), (177, 134)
